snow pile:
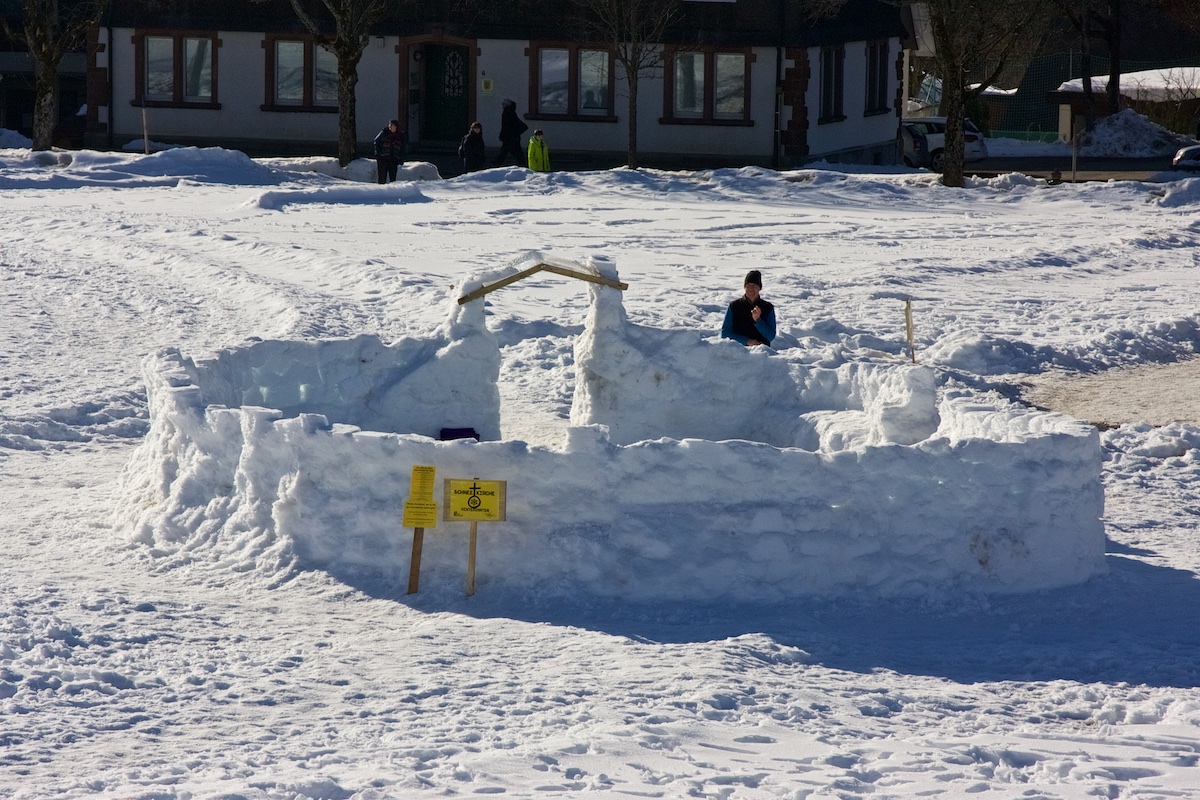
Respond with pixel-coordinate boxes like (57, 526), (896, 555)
(1078, 109), (1190, 157)
(0, 146), (298, 188)
(245, 181), (433, 210)
(0, 127), (32, 148)
(121, 253), (1106, 600)
(255, 155), (442, 183)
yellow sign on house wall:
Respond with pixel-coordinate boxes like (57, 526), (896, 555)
(444, 478), (507, 522)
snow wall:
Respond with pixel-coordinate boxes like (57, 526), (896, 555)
(120, 252), (1106, 600)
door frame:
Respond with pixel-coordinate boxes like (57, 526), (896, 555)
(398, 32), (479, 147)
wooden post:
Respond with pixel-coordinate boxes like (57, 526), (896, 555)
(1072, 133), (1079, 183)
(407, 527), (425, 594)
(465, 521), (479, 596)
(905, 298), (916, 364)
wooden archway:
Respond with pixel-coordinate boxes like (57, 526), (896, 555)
(457, 262), (627, 305)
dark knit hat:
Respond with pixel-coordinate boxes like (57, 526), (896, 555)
(744, 270), (762, 288)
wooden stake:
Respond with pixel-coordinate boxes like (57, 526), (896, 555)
(465, 520), (479, 596)
(407, 528), (424, 594)
(905, 298), (916, 364)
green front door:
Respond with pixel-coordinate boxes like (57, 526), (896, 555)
(423, 45), (470, 143)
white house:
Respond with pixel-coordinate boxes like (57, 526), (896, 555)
(86, 0), (905, 168)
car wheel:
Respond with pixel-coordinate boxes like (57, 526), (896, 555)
(903, 156), (915, 167)
(930, 150), (945, 172)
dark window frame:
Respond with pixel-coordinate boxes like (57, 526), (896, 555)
(819, 45), (845, 124)
(130, 29), (221, 110)
(864, 40), (891, 116)
(261, 34), (339, 114)
(661, 47), (755, 127)
(526, 42), (618, 123)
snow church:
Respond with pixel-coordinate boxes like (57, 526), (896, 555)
(120, 252), (1106, 600)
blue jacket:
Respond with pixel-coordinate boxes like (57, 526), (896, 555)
(722, 296), (776, 346)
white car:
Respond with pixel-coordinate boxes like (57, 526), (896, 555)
(900, 117), (989, 171)
(1172, 144), (1200, 171)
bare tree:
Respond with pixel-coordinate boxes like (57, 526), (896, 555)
(1155, 0), (1200, 35)
(288, 0), (395, 166)
(1060, 0), (1127, 122)
(573, 0), (681, 168)
(900, 0), (1054, 186)
(2, 0), (108, 151)
(800, 0), (851, 22)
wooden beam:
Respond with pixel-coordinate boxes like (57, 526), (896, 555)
(539, 264), (628, 291)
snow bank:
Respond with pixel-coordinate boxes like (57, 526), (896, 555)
(245, 181), (432, 211)
(0, 146), (295, 189)
(254, 156), (442, 184)
(0, 127), (33, 148)
(1076, 109), (1189, 157)
(120, 253), (1105, 600)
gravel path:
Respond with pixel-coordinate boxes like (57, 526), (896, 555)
(1022, 358), (1200, 428)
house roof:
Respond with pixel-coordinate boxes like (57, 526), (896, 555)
(1057, 66), (1200, 101)
(103, 0), (904, 48)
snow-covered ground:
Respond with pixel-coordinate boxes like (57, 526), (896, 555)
(3, 125), (1200, 799)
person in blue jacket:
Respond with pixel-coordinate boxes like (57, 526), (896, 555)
(721, 270), (776, 347)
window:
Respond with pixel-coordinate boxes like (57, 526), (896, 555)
(133, 31), (219, 108)
(674, 52), (704, 117)
(819, 45), (844, 123)
(663, 49), (751, 125)
(865, 41), (890, 115)
(529, 45), (615, 120)
(264, 36), (338, 112)
(578, 50), (609, 116)
(537, 48), (569, 114)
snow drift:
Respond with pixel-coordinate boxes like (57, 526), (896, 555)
(119, 253), (1106, 600)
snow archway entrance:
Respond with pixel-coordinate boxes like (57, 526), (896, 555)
(120, 252), (1106, 600)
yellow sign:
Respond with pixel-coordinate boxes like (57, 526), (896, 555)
(410, 465), (436, 501)
(444, 478), (507, 522)
(403, 501), (439, 528)
(403, 465), (438, 528)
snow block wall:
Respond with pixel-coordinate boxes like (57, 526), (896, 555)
(570, 263), (941, 449)
(119, 253), (1106, 600)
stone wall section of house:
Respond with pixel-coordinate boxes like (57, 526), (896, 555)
(780, 48), (810, 161)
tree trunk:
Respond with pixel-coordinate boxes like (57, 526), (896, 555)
(626, 70), (639, 169)
(1105, 0), (1121, 115)
(939, 79), (966, 187)
(928, 4), (964, 187)
(336, 52), (361, 167)
(32, 66), (59, 151)
(1079, 0), (1098, 131)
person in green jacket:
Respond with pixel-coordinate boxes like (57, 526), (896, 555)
(527, 129), (551, 172)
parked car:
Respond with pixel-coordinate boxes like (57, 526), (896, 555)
(1172, 144), (1200, 171)
(899, 117), (989, 171)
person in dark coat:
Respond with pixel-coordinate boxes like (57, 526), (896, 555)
(373, 119), (404, 184)
(459, 121), (486, 173)
(721, 270), (776, 347)
(495, 99), (528, 166)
